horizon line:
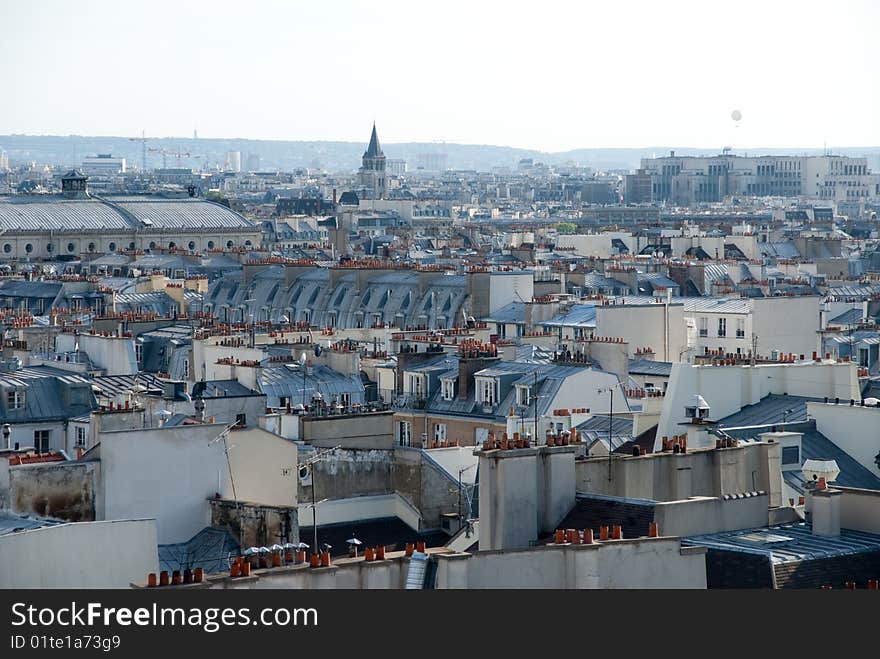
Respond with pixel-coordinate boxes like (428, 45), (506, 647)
(1, 133), (879, 155)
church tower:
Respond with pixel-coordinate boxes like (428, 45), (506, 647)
(357, 123), (387, 199)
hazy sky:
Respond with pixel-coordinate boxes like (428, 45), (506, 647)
(2, 0), (878, 152)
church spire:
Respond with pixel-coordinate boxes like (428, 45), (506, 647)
(364, 122), (383, 158)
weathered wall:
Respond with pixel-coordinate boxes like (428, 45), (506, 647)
(392, 447), (462, 529)
(299, 449), (393, 504)
(210, 499), (298, 550)
(8, 461), (97, 521)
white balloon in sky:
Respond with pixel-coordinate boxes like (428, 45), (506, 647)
(731, 110), (742, 122)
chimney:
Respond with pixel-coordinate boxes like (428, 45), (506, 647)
(457, 353), (500, 401)
(811, 485), (842, 537)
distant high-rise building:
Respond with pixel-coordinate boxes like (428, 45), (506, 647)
(624, 171), (653, 204)
(415, 152), (448, 172)
(225, 151), (242, 173)
(245, 152), (261, 172)
(81, 154), (126, 175)
(357, 123), (387, 199)
(0, 149), (8, 171)
(386, 158), (406, 176)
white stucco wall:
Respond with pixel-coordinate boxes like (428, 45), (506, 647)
(751, 296), (821, 358)
(596, 304), (687, 362)
(488, 272), (533, 314)
(223, 427), (298, 507)
(56, 332), (138, 376)
(655, 361), (860, 449)
(808, 402), (880, 478)
(98, 423), (229, 544)
(437, 538), (706, 589)
(0, 519), (158, 588)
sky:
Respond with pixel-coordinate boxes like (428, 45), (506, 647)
(1, 0), (878, 152)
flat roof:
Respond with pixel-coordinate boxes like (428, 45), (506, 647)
(683, 522), (880, 564)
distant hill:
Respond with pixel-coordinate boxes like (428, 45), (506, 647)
(2, 134), (878, 173)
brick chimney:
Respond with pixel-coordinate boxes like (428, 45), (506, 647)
(457, 354), (499, 401)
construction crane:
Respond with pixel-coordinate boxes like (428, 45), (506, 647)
(128, 130), (150, 173)
(148, 146), (202, 170)
(147, 147), (168, 169)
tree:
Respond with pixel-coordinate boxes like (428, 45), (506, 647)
(555, 222), (577, 234)
(875, 449), (880, 471)
(205, 190), (231, 208)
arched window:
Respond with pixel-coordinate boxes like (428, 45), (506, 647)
(88, 243), (96, 252)
(226, 240), (234, 249)
(67, 243), (75, 253)
(188, 241), (196, 250)
(108, 242), (116, 252)
(2, 244), (10, 253)
(207, 240), (215, 249)
(25, 244), (33, 253)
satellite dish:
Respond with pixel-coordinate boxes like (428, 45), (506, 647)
(731, 110), (742, 122)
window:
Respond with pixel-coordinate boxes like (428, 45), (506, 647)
(736, 318), (745, 339)
(699, 317), (708, 338)
(409, 374), (425, 398)
(207, 240), (215, 249)
(279, 396), (289, 409)
(7, 389), (25, 409)
(398, 421), (412, 446)
(24, 243), (33, 253)
(2, 244), (10, 253)
(441, 379), (455, 401)
(781, 445), (800, 466)
(235, 413), (246, 428)
(34, 430), (50, 453)
(516, 385), (531, 406)
(718, 317), (726, 338)
(108, 242), (116, 252)
(183, 359), (189, 379)
(67, 243), (75, 253)
(479, 378), (497, 405)
(188, 241), (196, 251)
(135, 342), (143, 364)
(434, 424), (447, 443)
(75, 426), (87, 447)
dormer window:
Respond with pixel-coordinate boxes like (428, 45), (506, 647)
(477, 377), (497, 405)
(516, 385), (531, 406)
(7, 389), (25, 409)
(441, 379), (455, 401)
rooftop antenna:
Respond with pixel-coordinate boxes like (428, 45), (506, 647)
(210, 420), (245, 550)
